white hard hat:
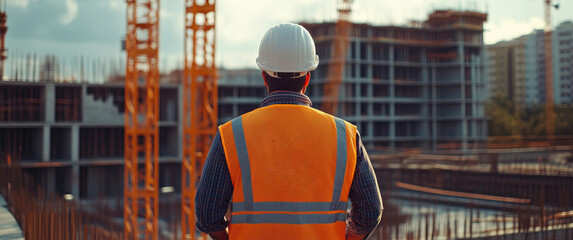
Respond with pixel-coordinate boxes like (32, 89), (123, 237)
(256, 23), (319, 77)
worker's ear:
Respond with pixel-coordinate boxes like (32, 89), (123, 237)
(301, 72), (310, 94)
(262, 71), (270, 93)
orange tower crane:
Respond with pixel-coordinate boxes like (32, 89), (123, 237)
(123, 0), (160, 239)
(0, 0), (7, 80)
(321, 0), (353, 115)
(544, 0), (559, 139)
(181, 0), (217, 239)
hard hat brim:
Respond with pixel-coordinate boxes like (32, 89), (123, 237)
(256, 55), (319, 73)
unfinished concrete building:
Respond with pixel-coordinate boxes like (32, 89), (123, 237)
(217, 68), (266, 123)
(0, 10), (489, 200)
(0, 81), (182, 199)
(301, 10), (489, 151)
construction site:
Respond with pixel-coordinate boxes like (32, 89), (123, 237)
(1, 0), (573, 239)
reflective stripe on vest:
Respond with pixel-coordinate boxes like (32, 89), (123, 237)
(232, 212), (347, 225)
(229, 116), (349, 225)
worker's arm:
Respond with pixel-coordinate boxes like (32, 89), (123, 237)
(346, 132), (383, 239)
(346, 231), (367, 240)
(195, 131), (234, 235)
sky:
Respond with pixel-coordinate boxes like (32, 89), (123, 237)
(3, 0), (572, 72)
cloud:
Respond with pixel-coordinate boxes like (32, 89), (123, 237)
(484, 17), (544, 44)
(60, 0), (78, 25)
(8, 0), (29, 9)
(6, 0), (564, 73)
(109, 0), (123, 10)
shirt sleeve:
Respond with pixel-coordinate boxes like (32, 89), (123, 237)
(195, 131), (234, 233)
(347, 131), (384, 236)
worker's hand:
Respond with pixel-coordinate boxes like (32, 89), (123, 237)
(208, 230), (229, 240)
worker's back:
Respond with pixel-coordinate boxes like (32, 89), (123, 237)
(219, 104), (357, 239)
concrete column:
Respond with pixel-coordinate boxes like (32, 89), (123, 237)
(42, 126), (50, 162)
(81, 84), (88, 121)
(389, 44), (395, 148)
(458, 43), (468, 151)
(178, 85), (184, 160)
(43, 83), (54, 162)
(354, 79), (360, 117)
(71, 124), (80, 199)
(233, 87), (238, 117)
(421, 48), (430, 147)
(471, 56), (479, 140)
(431, 63), (438, 152)
(45, 82), (55, 123)
(366, 83), (374, 147)
(458, 31), (468, 151)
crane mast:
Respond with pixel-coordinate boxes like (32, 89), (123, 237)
(124, 0), (160, 239)
(544, 0), (558, 140)
(321, 0), (352, 115)
(181, 0), (217, 239)
(0, 0), (7, 80)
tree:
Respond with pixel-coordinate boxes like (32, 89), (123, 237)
(486, 94), (573, 136)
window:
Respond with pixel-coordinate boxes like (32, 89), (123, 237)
(395, 104), (420, 116)
(396, 122), (419, 137)
(373, 84), (388, 97)
(373, 103), (389, 116)
(373, 122), (389, 137)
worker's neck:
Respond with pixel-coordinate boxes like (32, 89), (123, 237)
(267, 90), (305, 95)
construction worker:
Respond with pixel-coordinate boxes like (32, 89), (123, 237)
(195, 22), (383, 240)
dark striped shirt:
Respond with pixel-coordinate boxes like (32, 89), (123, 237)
(195, 91), (383, 236)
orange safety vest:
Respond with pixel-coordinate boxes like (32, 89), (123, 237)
(219, 104), (357, 239)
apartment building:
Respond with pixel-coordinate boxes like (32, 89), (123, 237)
(486, 36), (528, 106)
(554, 21), (573, 104)
(490, 21), (573, 106)
(524, 29), (546, 106)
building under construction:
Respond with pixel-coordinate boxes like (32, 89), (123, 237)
(217, 11), (490, 152)
(3, 8), (573, 239)
(302, 10), (489, 151)
(0, 10), (490, 200)
(0, 81), (182, 199)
